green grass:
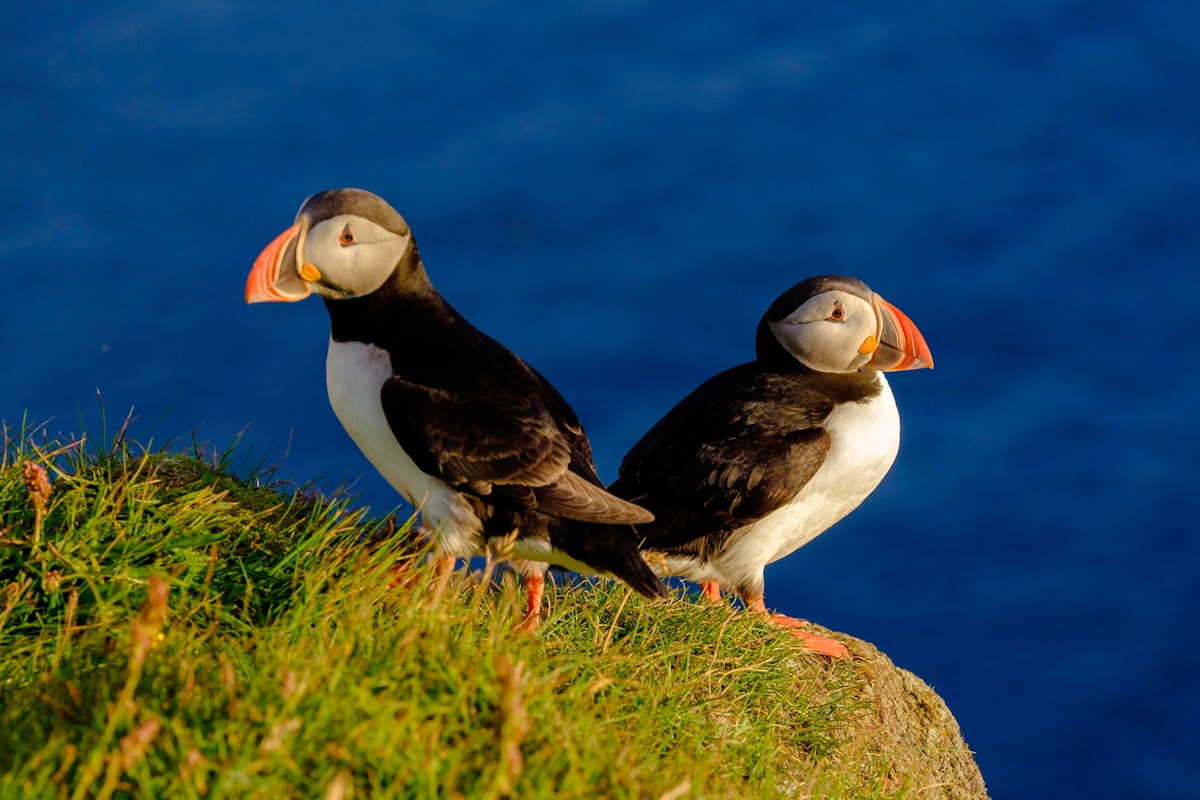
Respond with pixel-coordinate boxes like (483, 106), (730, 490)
(0, 426), (938, 799)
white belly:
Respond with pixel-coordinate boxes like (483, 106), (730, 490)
(664, 376), (901, 588)
(325, 339), (485, 558)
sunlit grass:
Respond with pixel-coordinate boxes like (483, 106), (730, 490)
(0, 424), (949, 798)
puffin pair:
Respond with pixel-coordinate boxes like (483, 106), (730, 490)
(246, 189), (932, 651)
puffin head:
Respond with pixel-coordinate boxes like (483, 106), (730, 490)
(246, 188), (415, 304)
(759, 275), (933, 373)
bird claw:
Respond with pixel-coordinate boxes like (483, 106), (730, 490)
(764, 612), (809, 630)
(749, 599), (850, 659)
(789, 629), (851, 660)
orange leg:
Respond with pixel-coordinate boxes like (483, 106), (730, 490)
(387, 560), (419, 590)
(743, 594), (849, 660)
(518, 572), (545, 633)
(701, 581), (723, 604)
(384, 517), (434, 590)
(428, 555), (456, 603)
(386, 548), (454, 593)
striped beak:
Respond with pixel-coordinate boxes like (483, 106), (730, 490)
(245, 223), (310, 304)
(868, 294), (933, 371)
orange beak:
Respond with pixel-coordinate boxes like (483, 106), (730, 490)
(245, 224), (310, 304)
(868, 294), (934, 371)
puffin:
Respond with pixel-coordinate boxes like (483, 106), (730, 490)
(609, 275), (933, 658)
(245, 188), (668, 627)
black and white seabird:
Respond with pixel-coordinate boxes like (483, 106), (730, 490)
(610, 275), (933, 657)
(245, 188), (667, 627)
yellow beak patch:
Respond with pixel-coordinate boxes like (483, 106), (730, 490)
(299, 263), (322, 282)
(858, 335), (878, 355)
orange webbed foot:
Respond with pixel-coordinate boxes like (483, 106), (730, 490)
(787, 628), (851, 659)
(745, 596), (850, 659)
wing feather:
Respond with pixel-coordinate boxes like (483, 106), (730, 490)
(381, 374), (652, 524)
(611, 365), (835, 549)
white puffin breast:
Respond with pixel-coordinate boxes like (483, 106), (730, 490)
(324, 338), (485, 557)
(668, 374), (902, 586)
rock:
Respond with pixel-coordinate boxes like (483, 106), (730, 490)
(813, 623), (990, 799)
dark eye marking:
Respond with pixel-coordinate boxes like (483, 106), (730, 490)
(339, 225), (355, 247)
(827, 303), (846, 322)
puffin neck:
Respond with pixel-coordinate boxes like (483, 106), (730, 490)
(753, 315), (881, 402)
(325, 247), (456, 346)
(754, 315), (805, 372)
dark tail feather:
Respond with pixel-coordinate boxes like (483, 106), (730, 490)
(551, 521), (668, 600)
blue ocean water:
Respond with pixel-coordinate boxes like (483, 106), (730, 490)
(3, 2), (1198, 797)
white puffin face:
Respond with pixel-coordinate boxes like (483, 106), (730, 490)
(299, 214), (412, 300)
(768, 289), (881, 373)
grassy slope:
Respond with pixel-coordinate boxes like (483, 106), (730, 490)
(0, 430), (983, 799)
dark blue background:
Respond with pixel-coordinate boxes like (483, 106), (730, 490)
(4, 3), (1198, 797)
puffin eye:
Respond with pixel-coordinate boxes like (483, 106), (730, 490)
(827, 304), (846, 322)
(339, 225), (355, 247)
